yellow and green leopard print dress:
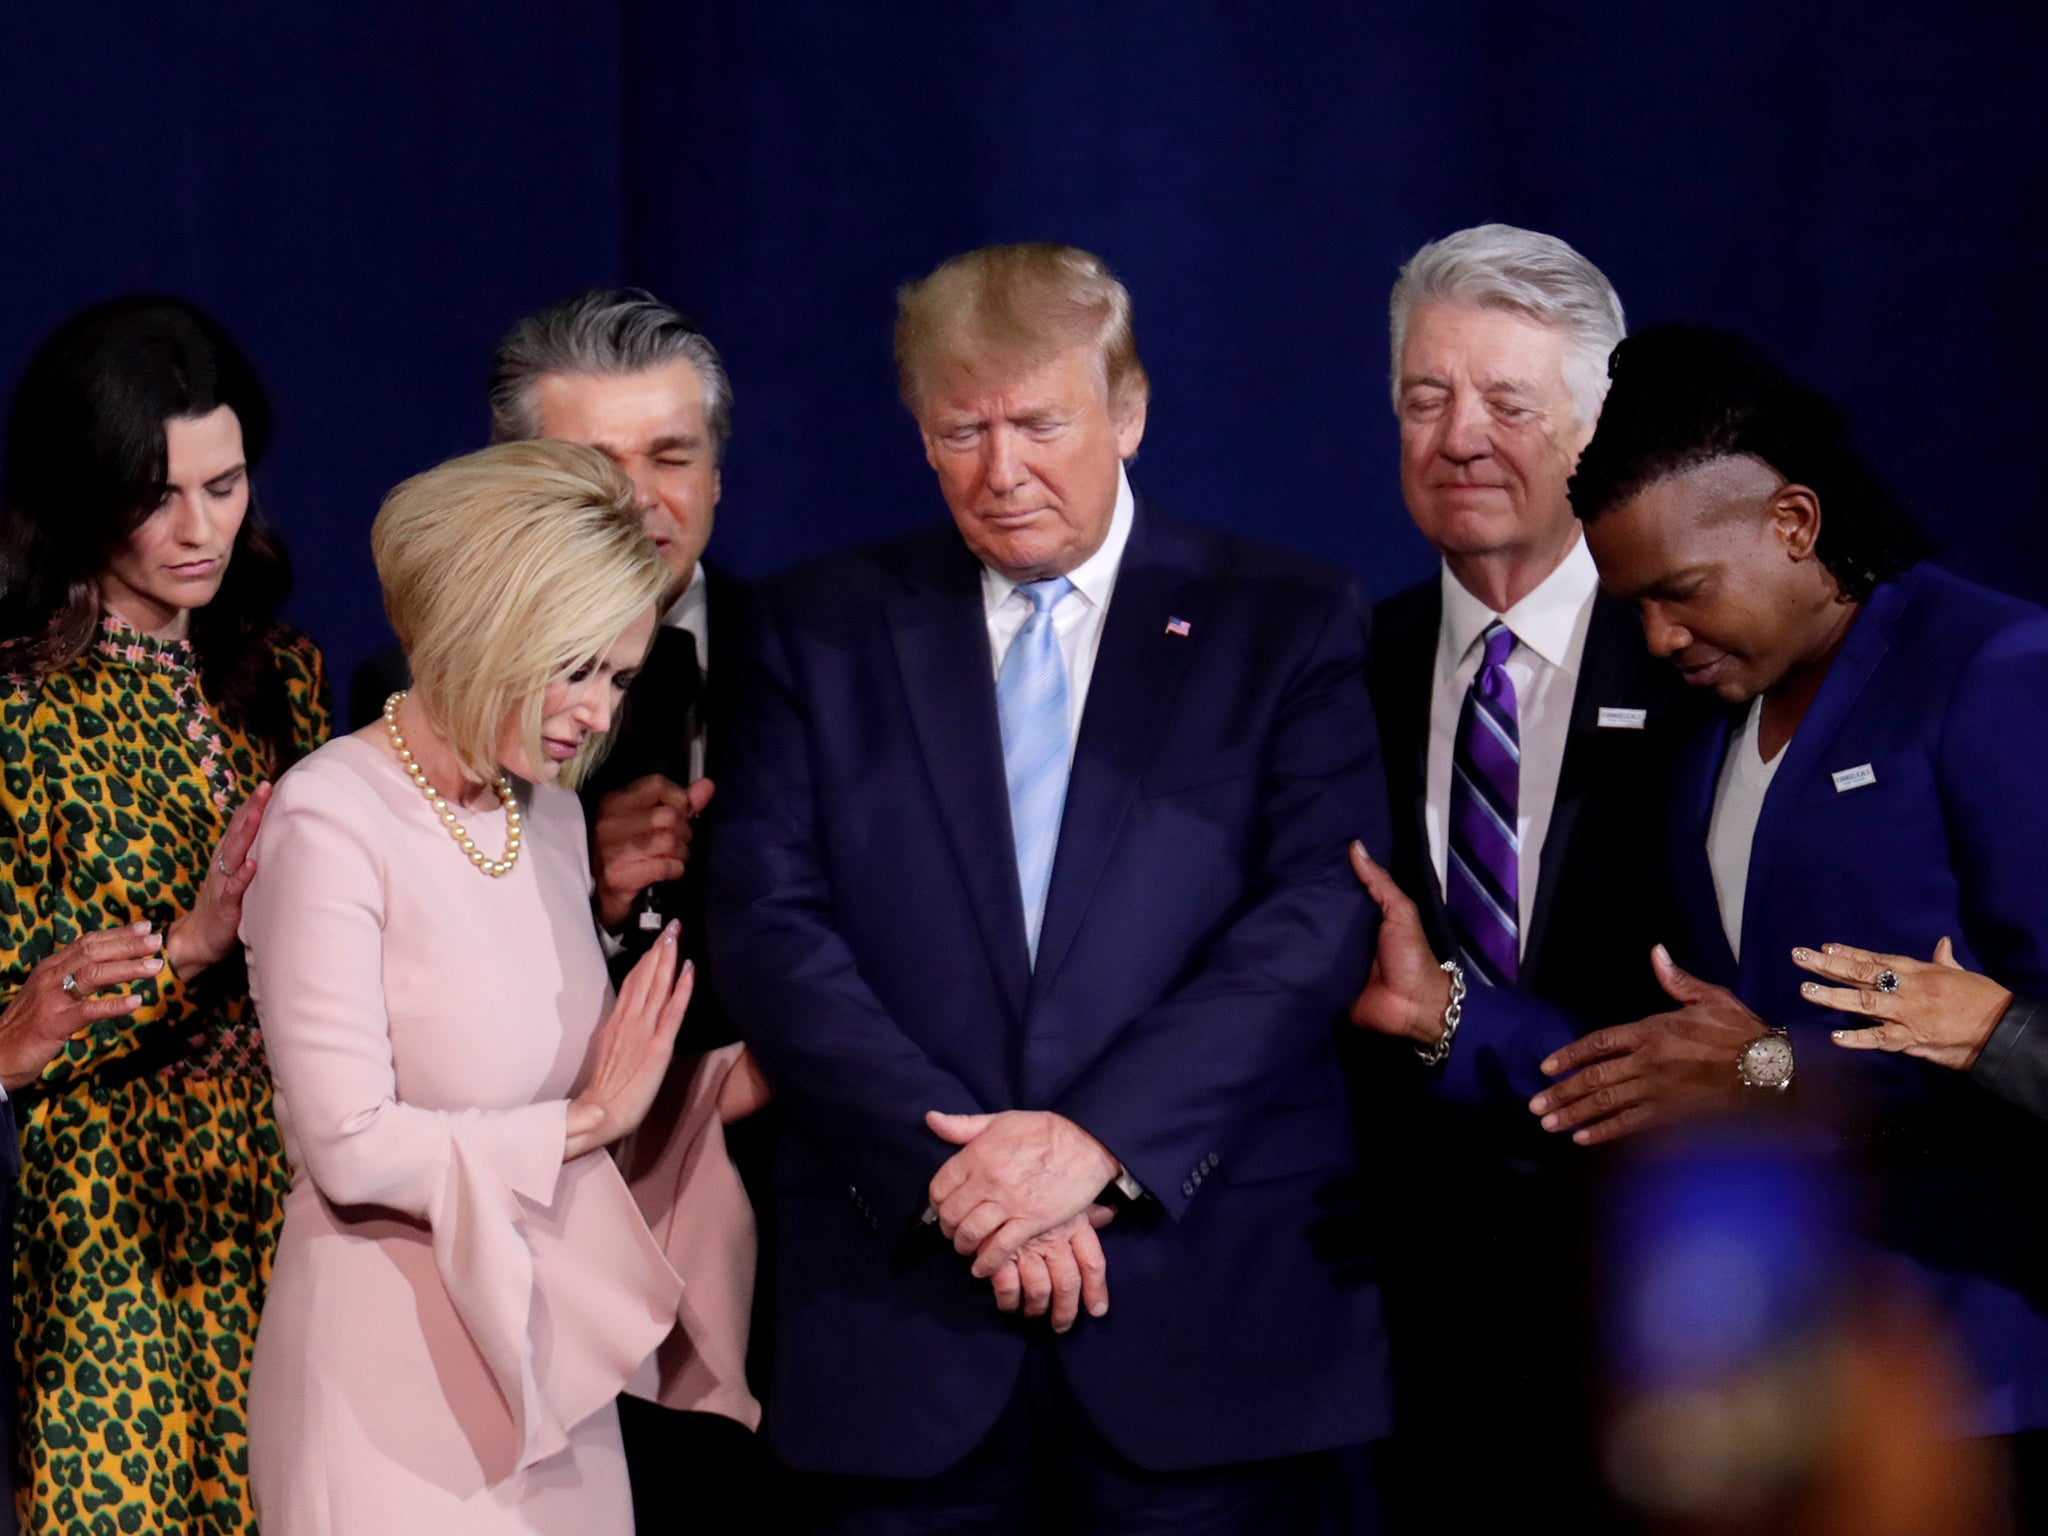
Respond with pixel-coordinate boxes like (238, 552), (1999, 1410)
(0, 613), (329, 1534)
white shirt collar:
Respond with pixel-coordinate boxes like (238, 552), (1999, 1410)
(1438, 530), (1599, 675)
(661, 562), (708, 631)
(981, 464), (1136, 615)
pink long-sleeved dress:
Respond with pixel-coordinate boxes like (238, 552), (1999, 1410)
(239, 733), (710, 1533)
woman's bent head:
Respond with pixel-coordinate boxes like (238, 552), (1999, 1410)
(372, 440), (668, 789)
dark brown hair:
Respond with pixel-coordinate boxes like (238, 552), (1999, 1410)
(0, 294), (302, 769)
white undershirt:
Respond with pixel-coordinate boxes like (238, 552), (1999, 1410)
(980, 466), (1136, 750)
(1426, 534), (1600, 953)
(659, 565), (710, 782)
(1707, 699), (1784, 962)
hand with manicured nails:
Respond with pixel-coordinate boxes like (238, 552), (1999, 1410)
(1527, 944), (1767, 1144)
(1346, 841), (1453, 1045)
(0, 920), (164, 1089)
(165, 781), (270, 979)
(1795, 937), (2012, 1071)
(564, 920), (693, 1160)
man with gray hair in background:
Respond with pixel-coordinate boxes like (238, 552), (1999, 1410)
(485, 290), (739, 952)
(1342, 225), (1697, 1531)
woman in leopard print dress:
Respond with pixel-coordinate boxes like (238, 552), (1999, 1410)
(0, 297), (328, 1533)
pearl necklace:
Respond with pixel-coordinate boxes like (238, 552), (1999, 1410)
(383, 691), (522, 878)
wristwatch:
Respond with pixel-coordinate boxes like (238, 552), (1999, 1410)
(1736, 1028), (1796, 1091)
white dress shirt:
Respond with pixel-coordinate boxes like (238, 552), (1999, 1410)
(980, 466), (1136, 748)
(1706, 699), (1784, 962)
(1426, 534), (1601, 954)
(659, 564), (710, 782)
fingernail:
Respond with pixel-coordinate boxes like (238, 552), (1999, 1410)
(144, 933), (162, 951)
(1832, 1030), (1848, 1040)
(681, 958), (694, 974)
(1792, 947), (1814, 961)
(1528, 1094), (1550, 1113)
(1539, 1058), (1559, 1076)
(1824, 944), (1839, 954)
(1802, 981), (1819, 995)
(1350, 839), (1364, 856)
(1573, 1129), (1592, 1145)
(146, 957), (162, 971)
(1541, 1113), (1559, 1131)
(1091, 1301), (1107, 1316)
(130, 919), (150, 933)
(1653, 944), (1671, 963)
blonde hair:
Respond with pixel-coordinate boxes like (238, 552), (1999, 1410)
(371, 440), (668, 789)
(894, 243), (1149, 417)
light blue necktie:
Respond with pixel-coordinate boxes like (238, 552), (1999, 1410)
(997, 577), (1074, 963)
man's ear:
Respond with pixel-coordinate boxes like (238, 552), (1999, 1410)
(1773, 483), (1823, 561)
(1114, 387), (1148, 460)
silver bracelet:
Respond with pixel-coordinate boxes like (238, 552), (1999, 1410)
(1414, 958), (1466, 1067)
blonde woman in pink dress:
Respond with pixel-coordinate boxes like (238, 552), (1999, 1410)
(239, 440), (762, 1533)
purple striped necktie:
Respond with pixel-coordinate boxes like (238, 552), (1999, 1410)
(1447, 620), (1521, 986)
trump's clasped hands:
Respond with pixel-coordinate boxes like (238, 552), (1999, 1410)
(924, 1107), (1122, 1333)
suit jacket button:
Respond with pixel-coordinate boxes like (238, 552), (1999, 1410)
(1182, 1179), (1195, 1197)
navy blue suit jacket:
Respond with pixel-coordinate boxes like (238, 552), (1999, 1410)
(709, 502), (1391, 1477)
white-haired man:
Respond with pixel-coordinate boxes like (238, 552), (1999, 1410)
(1345, 225), (1696, 1532)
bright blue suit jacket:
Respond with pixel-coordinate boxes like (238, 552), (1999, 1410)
(1673, 564), (2048, 1435)
(708, 502), (1392, 1477)
(1437, 564), (2048, 1435)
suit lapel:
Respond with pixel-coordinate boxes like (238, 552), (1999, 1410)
(1735, 577), (1905, 991)
(1523, 595), (1635, 974)
(1028, 508), (1209, 1001)
(700, 564), (747, 783)
(1374, 586), (1456, 956)
(885, 542), (1033, 1017)
(1674, 710), (1740, 985)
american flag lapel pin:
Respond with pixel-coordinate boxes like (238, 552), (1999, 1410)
(1165, 616), (1192, 637)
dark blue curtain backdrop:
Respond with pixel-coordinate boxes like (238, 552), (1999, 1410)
(5, 2), (2046, 693)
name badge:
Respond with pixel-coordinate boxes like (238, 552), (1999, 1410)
(1597, 707), (1647, 730)
(1831, 763), (1877, 793)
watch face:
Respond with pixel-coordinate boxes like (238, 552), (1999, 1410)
(1740, 1033), (1796, 1089)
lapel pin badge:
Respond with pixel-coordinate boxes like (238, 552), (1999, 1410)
(1831, 763), (1877, 793)
(1165, 616), (1192, 637)
(1597, 706), (1647, 730)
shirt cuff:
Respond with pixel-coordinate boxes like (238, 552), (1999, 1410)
(918, 1164), (1143, 1227)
